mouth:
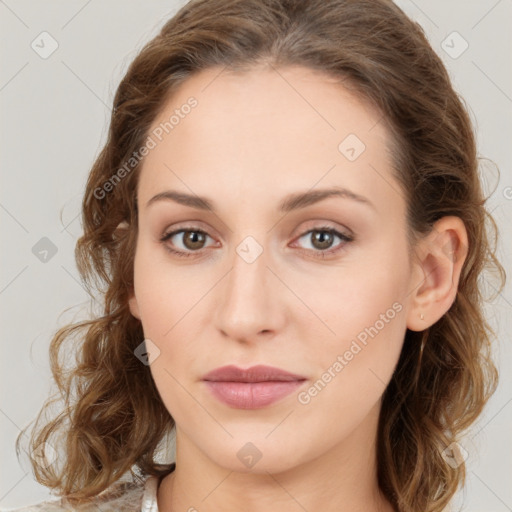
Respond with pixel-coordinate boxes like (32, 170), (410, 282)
(202, 365), (307, 409)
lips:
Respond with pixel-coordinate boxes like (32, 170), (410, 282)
(202, 365), (307, 409)
(202, 364), (307, 383)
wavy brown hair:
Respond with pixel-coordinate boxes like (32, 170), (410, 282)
(17, 0), (506, 510)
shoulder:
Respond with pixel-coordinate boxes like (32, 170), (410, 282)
(0, 476), (159, 512)
(0, 502), (65, 512)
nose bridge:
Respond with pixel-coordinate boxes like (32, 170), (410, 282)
(226, 238), (270, 312)
(214, 234), (283, 340)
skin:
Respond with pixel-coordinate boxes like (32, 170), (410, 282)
(127, 65), (468, 512)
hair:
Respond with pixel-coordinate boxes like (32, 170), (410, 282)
(17, 0), (506, 511)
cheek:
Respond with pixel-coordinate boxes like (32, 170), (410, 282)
(294, 286), (406, 436)
(131, 245), (213, 402)
(132, 243), (207, 336)
(298, 252), (409, 397)
(301, 261), (407, 345)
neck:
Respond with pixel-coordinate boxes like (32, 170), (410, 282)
(157, 402), (395, 512)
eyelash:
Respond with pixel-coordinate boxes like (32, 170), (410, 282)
(159, 226), (354, 259)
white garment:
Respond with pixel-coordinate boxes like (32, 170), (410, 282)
(141, 476), (160, 512)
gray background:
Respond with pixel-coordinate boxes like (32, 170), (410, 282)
(1, 0), (511, 510)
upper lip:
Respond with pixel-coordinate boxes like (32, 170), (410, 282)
(202, 365), (306, 383)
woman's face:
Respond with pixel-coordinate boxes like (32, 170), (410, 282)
(129, 65), (421, 473)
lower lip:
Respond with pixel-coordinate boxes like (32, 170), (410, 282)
(203, 380), (305, 409)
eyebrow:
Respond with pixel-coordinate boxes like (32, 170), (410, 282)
(146, 186), (375, 212)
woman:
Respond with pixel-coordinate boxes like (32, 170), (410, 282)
(11, 0), (506, 511)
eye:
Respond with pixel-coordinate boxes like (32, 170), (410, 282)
(160, 228), (216, 258)
(160, 225), (353, 259)
(292, 227), (353, 257)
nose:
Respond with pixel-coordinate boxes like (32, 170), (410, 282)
(213, 241), (287, 344)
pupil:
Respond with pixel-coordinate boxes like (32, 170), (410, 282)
(185, 231), (204, 249)
(313, 231), (332, 249)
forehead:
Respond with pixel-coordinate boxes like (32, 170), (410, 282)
(138, 65), (405, 215)
(149, 64), (386, 145)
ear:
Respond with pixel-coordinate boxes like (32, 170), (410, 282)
(114, 220), (141, 320)
(113, 220), (130, 241)
(406, 216), (468, 332)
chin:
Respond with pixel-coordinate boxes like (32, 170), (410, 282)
(197, 434), (307, 475)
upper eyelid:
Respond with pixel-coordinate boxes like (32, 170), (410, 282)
(161, 225), (352, 248)
(161, 219), (351, 237)
(161, 227), (212, 242)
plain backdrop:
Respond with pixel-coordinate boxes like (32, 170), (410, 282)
(1, 0), (511, 510)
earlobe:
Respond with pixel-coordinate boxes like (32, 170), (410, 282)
(128, 293), (141, 320)
(406, 216), (468, 332)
